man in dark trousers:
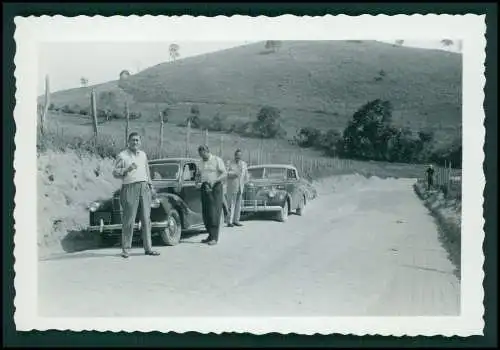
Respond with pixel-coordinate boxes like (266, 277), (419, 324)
(196, 145), (227, 246)
(112, 132), (160, 258)
(426, 164), (435, 191)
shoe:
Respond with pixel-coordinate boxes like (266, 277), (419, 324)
(121, 251), (130, 259)
(145, 250), (160, 256)
(201, 238), (211, 243)
(227, 223), (234, 227)
(207, 240), (217, 246)
(233, 222), (243, 227)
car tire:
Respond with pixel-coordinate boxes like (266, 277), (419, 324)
(160, 209), (182, 246)
(277, 200), (289, 222)
(296, 195), (306, 216)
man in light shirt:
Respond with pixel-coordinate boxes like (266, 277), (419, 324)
(226, 149), (249, 227)
(112, 132), (160, 258)
(196, 145), (227, 246)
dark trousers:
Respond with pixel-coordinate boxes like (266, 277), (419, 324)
(201, 181), (223, 242)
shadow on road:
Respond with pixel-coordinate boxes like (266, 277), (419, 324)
(59, 229), (209, 254)
(60, 230), (102, 253)
(40, 251), (130, 261)
(400, 264), (454, 276)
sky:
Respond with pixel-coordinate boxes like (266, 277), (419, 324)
(38, 40), (461, 95)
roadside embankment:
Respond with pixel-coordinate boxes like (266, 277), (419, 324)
(37, 149), (121, 259)
(413, 180), (461, 278)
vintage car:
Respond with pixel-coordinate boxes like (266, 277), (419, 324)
(86, 157), (224, 247)
(241, 164), (316, 222)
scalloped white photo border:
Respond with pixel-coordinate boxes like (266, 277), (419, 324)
(13, 14), (486, 336)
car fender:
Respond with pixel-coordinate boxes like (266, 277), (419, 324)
(276, 190), (291, 208)
(155, 193), (190, 227)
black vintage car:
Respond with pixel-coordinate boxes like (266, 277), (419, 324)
(241, 164), (317, 222)
(86, 157), (223, 246)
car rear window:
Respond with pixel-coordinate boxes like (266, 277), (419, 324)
(149, 163), (180, 180)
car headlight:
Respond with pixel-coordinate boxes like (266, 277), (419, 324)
(88, 201), (101, 212)
(151, 198), (161, 208)
(268, 189), (277, 198)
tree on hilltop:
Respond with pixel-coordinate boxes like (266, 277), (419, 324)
(169, 43), (180, 62)
(440, 39), (454, 48)
(80, 77), (89, 87)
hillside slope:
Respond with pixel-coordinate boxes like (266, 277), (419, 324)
(44, 41), (462, 141)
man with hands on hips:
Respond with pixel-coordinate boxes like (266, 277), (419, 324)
(196, 145), (227, 246)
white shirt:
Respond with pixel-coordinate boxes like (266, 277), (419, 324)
(226, 159), (249, 194)
(199, 154), (226, 184)
(113, 149), (151, 185)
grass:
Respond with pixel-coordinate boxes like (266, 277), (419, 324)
(42, 40), (462, 148)
(41, 110), (436, 181)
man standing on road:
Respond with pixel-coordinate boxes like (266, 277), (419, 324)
(226, 149), (249, 227)
(196, 145), (227, 246)
(426, 164), (435, 191)
(112, 132), (160, 258)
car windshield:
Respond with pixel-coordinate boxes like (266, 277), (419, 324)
(248, 167), (289, 180)
(149, 163), (180, 180)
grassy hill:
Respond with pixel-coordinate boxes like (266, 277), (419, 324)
(42, 40), (462, 144)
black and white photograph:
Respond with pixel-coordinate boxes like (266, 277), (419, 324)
(13, 15), (485, 335)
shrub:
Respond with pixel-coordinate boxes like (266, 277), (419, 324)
(61, 105), (73, 114)
(252, 106), (286, 139)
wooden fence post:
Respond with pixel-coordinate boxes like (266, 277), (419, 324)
(90, 88), (98, 140)
(219, 135), (224, 157)
(158, 106), (164, 152)
(185, 119), (191, 158)
(39, 74), (50, 136)
(447, 160), (452, 195)
(124, 101), (129, 147)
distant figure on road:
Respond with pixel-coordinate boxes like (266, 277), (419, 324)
(426, 164), (435, 191)
(112, 132), (160, 259)
(196, 145), (227, 246)
(226, 149), (249, 227)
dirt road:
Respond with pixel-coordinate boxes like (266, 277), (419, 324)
(38, 175), (460, 317)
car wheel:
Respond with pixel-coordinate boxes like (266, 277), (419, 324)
(160, 209), (182, 246)
(296, 195), (306, 216)
(277, 200), (289, 222)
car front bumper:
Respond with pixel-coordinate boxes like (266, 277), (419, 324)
(240, 200), (283, 213)
(87, 219), (170, 233)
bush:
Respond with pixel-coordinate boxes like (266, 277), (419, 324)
(252, 106), (286, 139)
(61, 105), (73, 114)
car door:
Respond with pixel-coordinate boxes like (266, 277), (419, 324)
(179, 162), (204, 225)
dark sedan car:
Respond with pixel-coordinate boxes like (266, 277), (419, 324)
(241, 164), (316, 222)
(86, 157), (224, 246)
